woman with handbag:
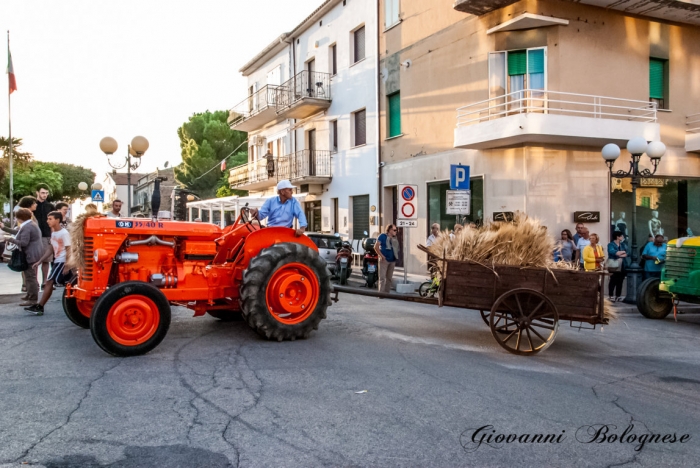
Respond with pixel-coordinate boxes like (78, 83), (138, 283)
(607, 231), (628, 301)
(583, 233), (605, 272)
(4, 208), (43, 306)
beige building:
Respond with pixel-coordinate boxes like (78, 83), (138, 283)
(378, 0), (700, 274)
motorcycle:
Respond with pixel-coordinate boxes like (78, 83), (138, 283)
(361, 236), (378, 288)
(334, 240), (353, 285)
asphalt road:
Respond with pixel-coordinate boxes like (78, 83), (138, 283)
(0, 290), (698, 467)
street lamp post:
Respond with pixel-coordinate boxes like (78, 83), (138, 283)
(602, 137), (665, 304)
(99, 136), (149, 217)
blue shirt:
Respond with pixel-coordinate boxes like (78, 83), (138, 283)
(377, 233), (396, 262)
(258, 196), (307, 228)
(642, 242), (667, 272)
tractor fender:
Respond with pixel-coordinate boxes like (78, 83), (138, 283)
(242, 228), (318, 266)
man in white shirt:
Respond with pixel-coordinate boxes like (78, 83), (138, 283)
(25, 211), (72, 315)
(106, 199), (123, 218)
(574, 228), (591, 270)
(426, 223), (440, 246)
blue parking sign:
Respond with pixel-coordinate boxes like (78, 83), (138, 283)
(450, 165), (470, 190)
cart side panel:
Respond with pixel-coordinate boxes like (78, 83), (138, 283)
(442, 261), (498, 310)
(545, 270), (601, 321)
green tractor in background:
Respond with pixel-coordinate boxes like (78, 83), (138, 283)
(637, 237), (700, 319)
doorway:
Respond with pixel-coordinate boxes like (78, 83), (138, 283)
(305, 201), (322, 232)
(352, 195), (370, 240)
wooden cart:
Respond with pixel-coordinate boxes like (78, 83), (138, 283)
(332, 259), (607, 356)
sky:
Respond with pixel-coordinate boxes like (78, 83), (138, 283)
(1, 0), (322, 180)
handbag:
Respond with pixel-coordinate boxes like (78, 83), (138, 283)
(606, 257), (621, 272)
(2, 240), (16, 262)
(8, 248), (29, 272)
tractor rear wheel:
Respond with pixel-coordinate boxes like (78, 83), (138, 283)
(240, 243), (330, 341)
(62, 292), (93, 329)
(90, 282), (171, 357)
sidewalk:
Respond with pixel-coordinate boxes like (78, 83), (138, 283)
(0, 261), (34, 296)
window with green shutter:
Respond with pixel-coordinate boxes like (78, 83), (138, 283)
(507, 50), (527, 76)
(649, 58), (666, 108)
(388, 92), (401, 138)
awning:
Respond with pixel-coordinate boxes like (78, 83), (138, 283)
(186, 193), (309, 212)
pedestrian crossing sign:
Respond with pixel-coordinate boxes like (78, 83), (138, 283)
(91, 190), (105, 202)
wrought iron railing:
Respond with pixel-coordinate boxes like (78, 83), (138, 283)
(228, 85), (279, 127)
(229, 150), (332, 188)
(456, 89), (657, 127)
(275, 71), (332, 110)
(687, 113), (700, 134)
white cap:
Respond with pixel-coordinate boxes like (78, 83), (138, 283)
(276, 180), (294, 191)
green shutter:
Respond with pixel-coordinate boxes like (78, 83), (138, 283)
(649, 58), (665, 100)
(527, 49), (544, 74)
(507, 50), (526, 76)
(388, 92), (401, 137)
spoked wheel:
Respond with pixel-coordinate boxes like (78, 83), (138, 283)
(480, 309), (518, 334)
(241, 243), (330, 341)
(90, 282), (171, 357)
(418, 282), (431, 297)
(489, 288), (559, 355)
(636, 278), (673, 319)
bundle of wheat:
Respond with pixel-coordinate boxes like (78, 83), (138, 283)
(66, 212), (105, 271)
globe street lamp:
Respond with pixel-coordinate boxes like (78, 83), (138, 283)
(602, 138), (665, 304)
(100, 136), (149, 216)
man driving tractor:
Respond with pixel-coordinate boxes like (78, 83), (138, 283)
(250, 180), (307, 236)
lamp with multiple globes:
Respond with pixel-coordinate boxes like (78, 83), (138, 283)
(99, 136), (149, 217)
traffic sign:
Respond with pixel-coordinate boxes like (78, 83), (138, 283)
(91, 190), (105, 202)
(450, 164), (470, 190)
(397, 220), (417, 228)
(446, 190), (471, 215)
(397, 184), (418, 221)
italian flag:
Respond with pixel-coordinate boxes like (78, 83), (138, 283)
(7, 50), (17, 94)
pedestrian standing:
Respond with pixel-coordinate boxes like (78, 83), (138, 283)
(4, 208), (43, 306)
(375, 224), (398, 293)
(1, 196), (38, 293)
(639, 234), (653, 270)
(573, 223), (585, 245)
(25, 211), (72, 315)
(607, 231), (628, 301)
(641, 234), (667, 281)
(426, 223), (440, 246)
(574, 228), (591, 269)
(55, 202), (71, 228)
(106, 199), (123, 218)
(450, 224), (463, 240)
(583, 233), (605, 271)
(34, 184), (55, 288)
(556, 229), (576, 262)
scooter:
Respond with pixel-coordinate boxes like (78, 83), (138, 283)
(334, 240), (353, 285)
(361, 237), (378, 288)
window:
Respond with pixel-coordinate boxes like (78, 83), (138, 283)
(387, 92), (401, 138)
(330, 120), (338, 153)
(489, 48), (546, 111)
(330, 44), (337, 75)
(428, 177), (484, 232)
(650, 58), (667, 109)
(353, 26), (366, 64)
(385, 0), (400, 28)
(353, 109), (366, 146)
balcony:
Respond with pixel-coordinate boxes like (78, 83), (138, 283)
(228, 71), (332, 132)
(686, 113), (700, 153)
(454, 89), (659, 150)
(275, 71), (332, 120)
(228, 85), (279, 132)
(228, 150), (332, 191)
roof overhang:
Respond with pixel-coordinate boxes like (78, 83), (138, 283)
(487, 13), (568, 34)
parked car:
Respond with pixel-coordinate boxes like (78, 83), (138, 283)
(305, 232), (342, 274)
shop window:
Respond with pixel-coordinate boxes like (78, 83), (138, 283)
(387, 92), (401, 138)
(427, 177), (484, 235)
(649, 58), (667, 110)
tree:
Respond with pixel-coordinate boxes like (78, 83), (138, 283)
(0, 136), (33, 162)
(43, 162), (96, 202)
(174, 110), (248, 199)
(9, 163), (63, 200)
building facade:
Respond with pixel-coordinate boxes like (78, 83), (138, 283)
(378, 0), (700, 274)
(131, 168), (176, 218)
(227, 0), (380, 239)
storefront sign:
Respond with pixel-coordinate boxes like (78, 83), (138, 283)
(574, 211), (600, 222)
(446, 190), (471, 215)
(493, 212), (514, 222)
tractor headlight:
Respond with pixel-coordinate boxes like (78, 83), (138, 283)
(94, 249), (110, 264)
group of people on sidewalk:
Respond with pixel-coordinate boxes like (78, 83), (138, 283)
(1, 184), (78, 316)
(556, 222), (668, 301)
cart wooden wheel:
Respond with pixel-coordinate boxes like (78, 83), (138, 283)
(489, 288), (559, 355)
(480, 309), (517, 334)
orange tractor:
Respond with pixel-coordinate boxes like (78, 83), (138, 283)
(63, 192), (330, 357)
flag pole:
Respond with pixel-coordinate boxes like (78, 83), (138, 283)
(7, 30), (13, 226)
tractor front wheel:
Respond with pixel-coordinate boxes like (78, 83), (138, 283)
(240, 243), (330, 341)
(637, 278), (673, 319)
(90, 282), (171, 357)
(62, 292), (94, 329)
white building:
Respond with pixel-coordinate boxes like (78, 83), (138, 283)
(226, 0), (379, 239)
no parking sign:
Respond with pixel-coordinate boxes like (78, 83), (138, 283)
(398, 184), (418, 227)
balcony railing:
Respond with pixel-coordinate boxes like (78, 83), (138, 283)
(275, 71), (332, 110)
(456, 89), (657, 127)
(229, 150), (332, 189)
(687, 113), (700, 134)
(228, 85), (279, 127)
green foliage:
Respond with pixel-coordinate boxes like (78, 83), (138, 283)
(0, 136), (33, 162)
(42, 163), (96, 202)
(174, 110), (248, 199)
(10, 163), (63, 199)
